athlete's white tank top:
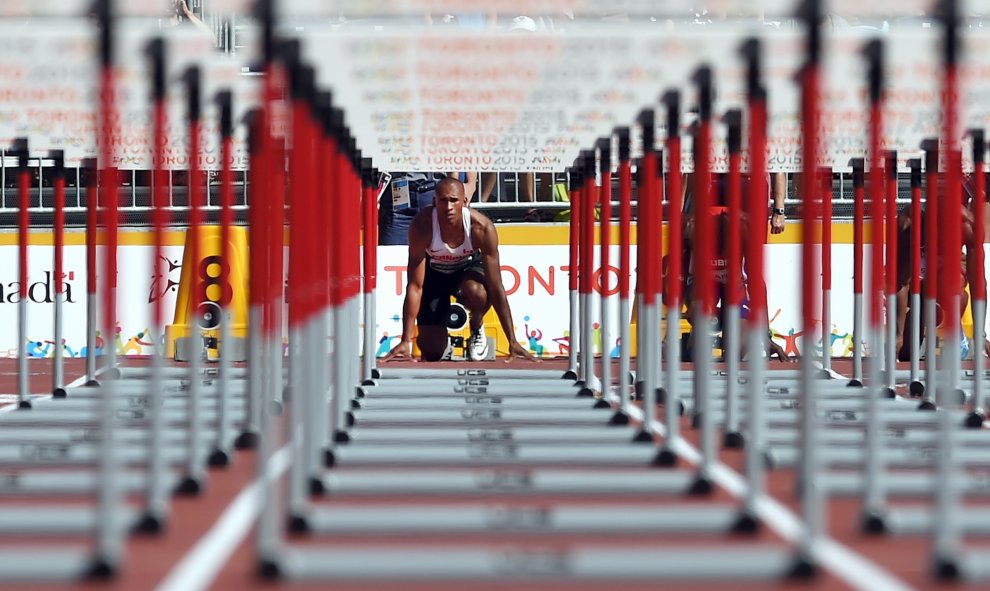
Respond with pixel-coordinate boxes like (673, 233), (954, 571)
(426, 207), (479, 273)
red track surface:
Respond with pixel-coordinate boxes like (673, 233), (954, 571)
(0, 357), (985, 590)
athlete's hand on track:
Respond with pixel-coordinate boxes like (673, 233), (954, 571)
(767, 339), (794, 362)
(505, 341), (541, 363)
(381, 339), (415, 362)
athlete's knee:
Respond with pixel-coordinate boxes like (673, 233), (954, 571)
(458, 280), (488, 310)
(416, 329), (449, 361)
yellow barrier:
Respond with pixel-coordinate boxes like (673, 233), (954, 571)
(165, 226), (250, 359)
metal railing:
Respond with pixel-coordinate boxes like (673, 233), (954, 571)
(0, 157), (938, 228)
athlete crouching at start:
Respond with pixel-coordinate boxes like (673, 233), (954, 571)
(679, 209), (791, 363)
(382, 177), (537, 362)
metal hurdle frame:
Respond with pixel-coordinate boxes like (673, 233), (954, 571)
(850, 158), (866, 387)
(967, 129), (987, 426)
(908, 158), (925, 397)
(612, 127), (634, 425)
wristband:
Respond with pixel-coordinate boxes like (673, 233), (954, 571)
(773, 208), (786, 215)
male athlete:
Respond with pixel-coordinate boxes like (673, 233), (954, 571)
(382, 177), (537, 362)
(894, 194), (982, 360)
(679, 209), (791, 362)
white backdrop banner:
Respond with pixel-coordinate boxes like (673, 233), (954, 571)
(0, 231), (964, 361)
(3, 21), (990, 171)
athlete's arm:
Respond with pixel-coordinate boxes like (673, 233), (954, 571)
(400, 213), (431, 343)
(475, 213), (537, 360)
(382, 212), (431, 360)
(770, 172), (787, 234)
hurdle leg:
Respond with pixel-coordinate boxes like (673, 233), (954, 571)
(723, 303), (742, 446)
(910, 292), (922, 395)
(923, 297), (938, 409)
(238, 304), (264, 449)
(885, 293), (897, 392)
(970, 299), (987, 425)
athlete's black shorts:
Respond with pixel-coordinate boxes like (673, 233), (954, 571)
(417, 260), (486, 327)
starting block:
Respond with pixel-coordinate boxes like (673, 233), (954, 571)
(165, 225), (250, 361)
(413, 301), (502, 360)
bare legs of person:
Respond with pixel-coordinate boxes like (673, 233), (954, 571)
(415, 276), (492, 362)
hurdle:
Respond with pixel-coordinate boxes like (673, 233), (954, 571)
(13, 139), (31, 410)
(633, 110), (662, 443)
(658, 90), (685, 460)
(850, 157), (866, 387)
(968, 129), (988, 426)
(597, 136), (614, 405)
(613, 127), (634, 423)
(721, 108), (745, 445)
(908, 157), (925, 397)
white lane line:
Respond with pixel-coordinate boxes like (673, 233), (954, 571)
(615, 393), (913, 591)
(155, 446), (290, 591)
(0, 364), (93, 414)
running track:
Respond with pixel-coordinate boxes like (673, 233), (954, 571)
(0, 357), (979, 591)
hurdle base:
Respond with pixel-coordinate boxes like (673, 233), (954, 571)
(657, 389), (683, 413)
(817, 369), (832, 380)
(966, 411), (986, 429)
(953, 388), (968, 405)
(881, 387), (896, 399)
(860, 512), (888, 534)
(235, 431), (259, 450)
(846, 379), (863, 388)
(909, 381), (925, 397)
(653, 448), (678, 467)
(730, 512), (760, 533)
(562, 369), (578, 380)
(309, 477), (326, 496)
(17, 400), (32, 410)
(288, 514), (311, 534)
(133, 513), (165, 535)
(634, 380), (644, 399)
(350, 399), (361, 410)
(631, 429), (653, 444)
(324, 449), (337, 468)
(935, 559), (961, 581)
(687, 476), (713, 496)
(333, 430), (351, 444)
(918, 400), (937, 411)
(345, 411), (355, 427)
(53, 387), (67, 399)
(723, 431), (745, 449)
(208, 449), (230, 467)
(361, 379), (376, 387)
(607, 411), (630, 426)
(592, 398), (610, 409)
(174, 477), (202, 496)
(787, 557), (818, 580)
(84, 379), (101, 388)
(258, 559), (283, 580)
(371, 368), (381, 379)
(85, 558), (115, 580)
(269, 400), (284, 416)
(575, 386), (594, 398)
(355, 387), (367, 398)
